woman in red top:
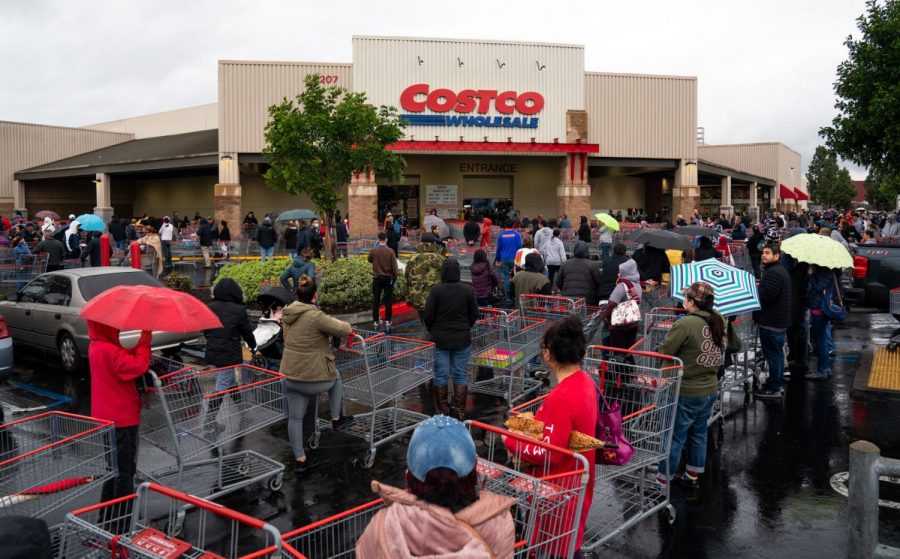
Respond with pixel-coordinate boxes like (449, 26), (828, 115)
(504, 316), (598, 558)
(88, 321), (152, 503)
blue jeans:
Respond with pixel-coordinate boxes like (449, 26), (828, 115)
(659, 393), (716, 479)
(758, 327), (787, 391)
(809, 312), (831, 375)
(161, 240), (172, 266)
(260, 246), (275, 262)
(116, 239), (126, 251)
(600, 242), (611, 263)
(433, 346), (471, 387)
(500, 260), (514, 300)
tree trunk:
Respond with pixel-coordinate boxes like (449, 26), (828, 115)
(322, 211), (336, 262)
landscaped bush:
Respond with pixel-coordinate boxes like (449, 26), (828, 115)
(214, 257), (407, 313)
(162, 272), (193, 293)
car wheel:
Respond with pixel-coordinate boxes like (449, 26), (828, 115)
(58, 333), (82, 373)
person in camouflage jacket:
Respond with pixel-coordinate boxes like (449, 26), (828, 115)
(405, 241), (448, 313)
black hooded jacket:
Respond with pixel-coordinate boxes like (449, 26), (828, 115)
(197, 218), (212, 247)
(578, 216), (592, 243)
(598, 253), (630, 301)
(204, 278), (256, 367)
(256, 221), (278, 249)
(423, 258), (479, 350)
(555, 241), (602, 305)
(463, 220), (481, 243)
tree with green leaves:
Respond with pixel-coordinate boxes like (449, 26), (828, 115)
(263, 73), (406, 257)
(820, 0), (900, 205)
(864, 169), (900, 209)
(806, 145), (858, 209)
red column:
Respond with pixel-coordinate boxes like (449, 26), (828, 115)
(100, 234), (110, 266)
(130, 241), (141, 270)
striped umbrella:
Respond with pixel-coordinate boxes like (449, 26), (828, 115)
(669, 259), (760, 317)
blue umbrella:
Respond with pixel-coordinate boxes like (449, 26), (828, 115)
(669, 259), (760, 317)
(74, 214), (106, 232)
(277, 209), (318, 222)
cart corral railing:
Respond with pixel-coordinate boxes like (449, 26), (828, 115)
(848, 441), (900, 559)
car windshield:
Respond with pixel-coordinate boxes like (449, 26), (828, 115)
(78, 272), (163, 302)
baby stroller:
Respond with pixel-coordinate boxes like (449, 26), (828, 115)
(248, 287), (294, 370)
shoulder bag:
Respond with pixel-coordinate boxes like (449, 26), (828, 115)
(821, 273), (846, 321)
(610, 280), (642, 328)
(593, 371), (634, 466)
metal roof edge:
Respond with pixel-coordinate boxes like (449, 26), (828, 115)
(700, 142), (802, 157)
(352, 35), (584, 50)
(585, 71), (697, 81)
(218, 59), (352, 67)
(0, 120), (133, 137)
(15, 154), (219, 180)
(698, 159), (776, 185)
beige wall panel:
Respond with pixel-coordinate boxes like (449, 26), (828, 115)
(699, 142), (802, 202)
(353, 36), (584, 144)
(83, 104), (218, 139)
(1, 122), (131, 202)
(129, 175), (217, 219)
(590, 176), (646, 211)
(240, 173), (315, 217)
(585, 73), (696, 160)
(219, 61), (353, 154)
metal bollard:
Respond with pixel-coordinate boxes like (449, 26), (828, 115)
(848, 440), (881, 558)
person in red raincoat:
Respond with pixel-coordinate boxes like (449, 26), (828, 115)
(88, 321), (152, 503)
(480, 217), (492, 248)
(504, 316), (598, 558)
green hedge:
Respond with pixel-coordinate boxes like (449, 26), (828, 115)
(214, 257), (408, 313)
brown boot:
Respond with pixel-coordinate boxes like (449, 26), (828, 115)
(452, 385), (468, 422)
(432, 385), (450, 416)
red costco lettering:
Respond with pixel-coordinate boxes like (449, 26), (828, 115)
(400, 85), (544, 115)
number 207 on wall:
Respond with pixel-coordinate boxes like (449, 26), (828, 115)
(319, 75), (339, 84)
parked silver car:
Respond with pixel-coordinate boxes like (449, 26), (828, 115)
(0, 268), (200, 373)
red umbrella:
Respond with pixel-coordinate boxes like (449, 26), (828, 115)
(35, 210), (60, 220)
(80, 285), (222, 332)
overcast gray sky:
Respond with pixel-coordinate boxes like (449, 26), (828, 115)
(1, 0), (869, 178)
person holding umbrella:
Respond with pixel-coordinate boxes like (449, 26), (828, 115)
(204, 278), (257, 432)
(89, 322), (151, 504)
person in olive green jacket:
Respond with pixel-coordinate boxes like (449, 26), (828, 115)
(280, 274), (354, 474)
(656, 281), (740, 489)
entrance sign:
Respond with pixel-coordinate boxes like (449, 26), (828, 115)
(426, 185), (459, 219)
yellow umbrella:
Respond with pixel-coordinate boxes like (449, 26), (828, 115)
(780, 233), (853, 269)
(594, 213), (620, 231)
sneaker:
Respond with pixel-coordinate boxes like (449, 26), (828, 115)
(653, 473), (669, 489)
(294, 458), (319, 475)
(533, 370), (551, 381)
(332, 415), (354, 430)
(805, 372), (829, 381)
(782, 369), (791, 379)
(754, 387), (784, 399)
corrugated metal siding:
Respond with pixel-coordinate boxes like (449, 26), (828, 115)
(353, 36), (584, 144)
(699, 144), (778, 180)
(585, 73), (696, 160)
(219, 61), (353, 154)
(0, 121), (131, 200)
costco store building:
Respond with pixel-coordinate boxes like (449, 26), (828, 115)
(2, 36), (807, 236)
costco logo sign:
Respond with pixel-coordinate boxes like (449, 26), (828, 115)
(399, 84), (544, 129)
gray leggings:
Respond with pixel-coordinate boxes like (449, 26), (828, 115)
(285, 379), (343, 459)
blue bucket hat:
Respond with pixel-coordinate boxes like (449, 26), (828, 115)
(406, 415), (476, 482)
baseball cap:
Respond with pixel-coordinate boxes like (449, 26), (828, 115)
(682, 281), (715, 306)
(406, 415), (476, 482)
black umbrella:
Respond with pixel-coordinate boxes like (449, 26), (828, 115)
(633, 229), (693, 251)
(675, 226), (716, 237)
(257, 286), (295, 310)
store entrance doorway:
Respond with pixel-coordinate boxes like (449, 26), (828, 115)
(463, 175), (513, 224)
(378, 182), (419, 227)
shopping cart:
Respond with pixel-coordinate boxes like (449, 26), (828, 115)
(891, 286), (900, 318)
(281, 420), (590, 559)
(519, 294), (605, 343)
(641, 282), (676, 313)
(468, 308), (545, 404)
(310, 333), (434, 468)
(578, 345), (683, 551)
(0, 253), (48, 289)
(0, 411), (116, 519)
(59, 482), (282, 559)
(137, 357), (286, 528)
(170, 239), (202, 259)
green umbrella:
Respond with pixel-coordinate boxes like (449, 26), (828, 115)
(780, 233), (853, 269)
(594, 213), (620, 232)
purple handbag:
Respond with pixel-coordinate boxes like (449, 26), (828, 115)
(594, 379), (634, 466)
